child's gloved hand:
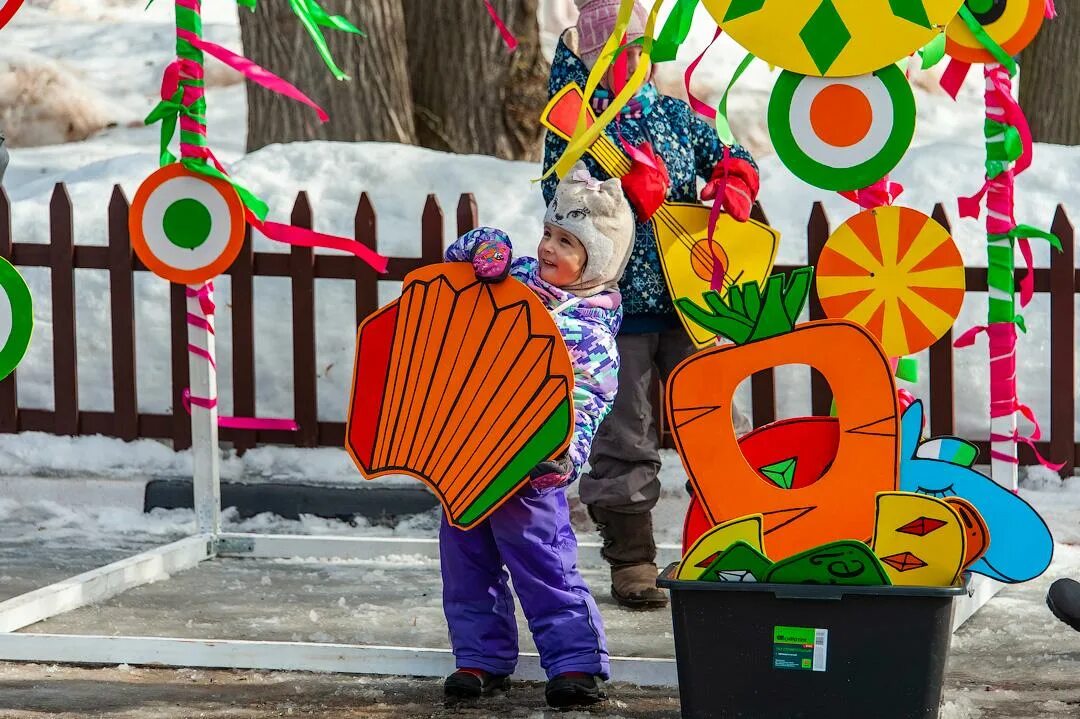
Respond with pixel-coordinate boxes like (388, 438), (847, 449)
(471, 233), (513, 283)
(620, 142), (670, 221)
(701, 155), (760, 223)
(528, 453), (574, 491)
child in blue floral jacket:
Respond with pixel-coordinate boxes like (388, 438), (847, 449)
(544, 0), (759, 610)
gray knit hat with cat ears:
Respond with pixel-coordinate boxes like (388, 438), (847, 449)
(543, 161), (634, 297)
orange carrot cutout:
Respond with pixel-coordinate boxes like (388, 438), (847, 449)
(668, 268), (901, 561)
(346, 263), (575, 529)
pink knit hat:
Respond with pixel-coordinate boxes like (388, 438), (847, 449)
(575, 0), (648, 69)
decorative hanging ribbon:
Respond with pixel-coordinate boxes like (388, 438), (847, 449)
(705, 146), (730, 292)
(939, 58), (971, 100)
(652, 0), (698, 62)
(957, 5), (1018, 75)
(1045, 0), (1057, 18)
(684, 28), (722, 121)
(993, 224), (1062, 307)
(840, 177), (904, 210)
(713, 51), (755, 147)
(919, 33), (947, 70)
(550, 0), (663, 180)
(184, 284), (300, 432)
(483, 0), (518, 52)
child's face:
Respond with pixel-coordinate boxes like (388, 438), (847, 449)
(603, 46), (644, 90)
(539, 224), (587, 287)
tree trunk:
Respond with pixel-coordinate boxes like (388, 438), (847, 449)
(1019, 6), (1080, 145)
(402, 0), (549, 161)
(239, 0), (416, 151)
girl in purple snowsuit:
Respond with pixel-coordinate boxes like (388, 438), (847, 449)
(440, 162), (635, 709)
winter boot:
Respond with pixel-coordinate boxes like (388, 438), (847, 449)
(589, 506), (668, 610)
(443, 668), (511, 699)
(1047, 578), (1080, 632)
(545, 673), (607, 708)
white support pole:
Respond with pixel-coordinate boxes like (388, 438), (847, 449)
(0, 634), (679, 687)
(188, 283), (221, 536)
(0, 536), (213, 633)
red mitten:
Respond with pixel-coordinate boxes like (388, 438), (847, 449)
(701, 156), (760, 223)
(620, 143), (670, 221)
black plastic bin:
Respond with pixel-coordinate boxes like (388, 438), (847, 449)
(657, 564), (969, 719)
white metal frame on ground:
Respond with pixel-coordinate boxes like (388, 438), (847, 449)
(0, 319), (1004, 686)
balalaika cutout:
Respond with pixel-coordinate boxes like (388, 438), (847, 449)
(541, 82), (780, 350)
(346, 263), (575, 530)
(667, 268), (900, 561)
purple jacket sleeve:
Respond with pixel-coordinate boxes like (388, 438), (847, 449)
(563, 318), (620, 483)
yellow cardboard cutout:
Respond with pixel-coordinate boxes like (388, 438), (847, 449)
(702, 0), (965, 77)
(871, 492), (967, 587)
(676, 514), (765, 580)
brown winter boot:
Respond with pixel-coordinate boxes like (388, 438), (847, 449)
(588, 506), (668, 610)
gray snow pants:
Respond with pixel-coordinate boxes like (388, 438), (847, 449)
(580, 326), (751, 515)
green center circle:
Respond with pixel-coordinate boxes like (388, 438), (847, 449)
(162, 198), (213, 250)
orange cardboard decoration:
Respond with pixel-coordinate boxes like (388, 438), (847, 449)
(346, 263), (575, 530)
(667, 319), (900, 561)
(946, 0), (1045, 65)
(944, 496), (990, 570)
(871, 492), (967, 587)
(676, 515), (765, 581)
(541, 83), (780, 349)
(681, 417), (841, 553)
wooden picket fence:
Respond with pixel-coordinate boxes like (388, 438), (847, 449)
(0, 186), (1075, 476)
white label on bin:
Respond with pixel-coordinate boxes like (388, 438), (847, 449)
(773, 626), (828, 672)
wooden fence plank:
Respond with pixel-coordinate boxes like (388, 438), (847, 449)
(108, 186), (138, 442)
(1049, 205), (1076, 475)
(355, 194), (378, 327)
(170, 281), (191, 451)
(290, 193), (318, 448)
(421, 195), (445, 266)
(928, 204), (955, 436)
(50, 185), (79, 435)
(806, 202), (832, 417)
(230, 228), (256, 454)
(0, 189), (16, 433)
(456, 194), (478, 238)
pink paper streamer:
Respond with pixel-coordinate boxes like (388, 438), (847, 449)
(183, 390), (301, 432)
(1045, 0), (1057, 19)
(939, 58), (971, 100)
(176, 29), (329, 122)
(705, 146), (730, 292)
(484, 0), (519, 52)
(987, 70), (1033, 175)
(840, 177), (904, 210)
(684, 28), (722, 120)
(250, 216), (390, 274)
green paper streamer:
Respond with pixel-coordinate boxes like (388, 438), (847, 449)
(653, 0), (699, 63)
(958, 6), (1017, 75)
(919, 33), (947, 70)
(716, 52), (756, 146)
(895, 357), (919, 383)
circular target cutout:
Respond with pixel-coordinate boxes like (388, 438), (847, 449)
(816, 206), (965, 357)
(946, 0), (1044, 64)
(702, 0), (966, 77)
(129, 164), (245, 285)
(0, 0), (24, 31)
(768, 65), (916, 192)
(0, 257), (33, 381)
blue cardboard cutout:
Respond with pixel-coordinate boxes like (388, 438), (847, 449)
(899, 401), (1053, 583)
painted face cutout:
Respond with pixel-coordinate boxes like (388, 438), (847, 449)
(898, 401), (1053, 583)
(871, 492), (967, 587)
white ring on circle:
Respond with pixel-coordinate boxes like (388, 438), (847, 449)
(140, 176), (234, 272)
(787, 74), (896, 170)
(0, 283), (12, 352)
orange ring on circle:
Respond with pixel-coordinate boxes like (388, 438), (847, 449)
(129, 164), (246, 285)
(946, 0), (1044, 64)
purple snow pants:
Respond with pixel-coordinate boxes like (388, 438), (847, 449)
(440, 485), (609, 680)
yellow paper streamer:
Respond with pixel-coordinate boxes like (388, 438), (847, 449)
(549, 0), (664, 180)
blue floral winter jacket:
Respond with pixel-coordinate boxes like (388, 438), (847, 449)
(542, 33), (757, 333)
(445, 227), (621, 487)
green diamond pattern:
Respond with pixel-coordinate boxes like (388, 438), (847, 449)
(724, 0), (767, 22)
(760, 458), (797, 490)
(799, 0), (851, 75)
(889, 0), (933, 29)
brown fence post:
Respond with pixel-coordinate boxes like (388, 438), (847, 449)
(291, 193), (319, 447)
(170, 280), (192, 450)
(456, 194), (478, 238)
(807, 202), (832, 416)
(50, 184), (79, 435)
(421, 195), (445, 267)
(355, 193), (379, 326)
(749, 202), (776, 427)
(928, 204), (956, 437)
(231, 227), (257, 454)
(0, 189), (16, 433)
(1049, 205), (1075, 476)
(108, 186), (138, 441)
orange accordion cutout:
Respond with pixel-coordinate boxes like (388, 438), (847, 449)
(346, 263), (575, 529)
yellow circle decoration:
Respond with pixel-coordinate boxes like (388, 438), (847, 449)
(816, 207), (966, 357)
(945, 0), (1044, 65)
(702, 0), (966, 77)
